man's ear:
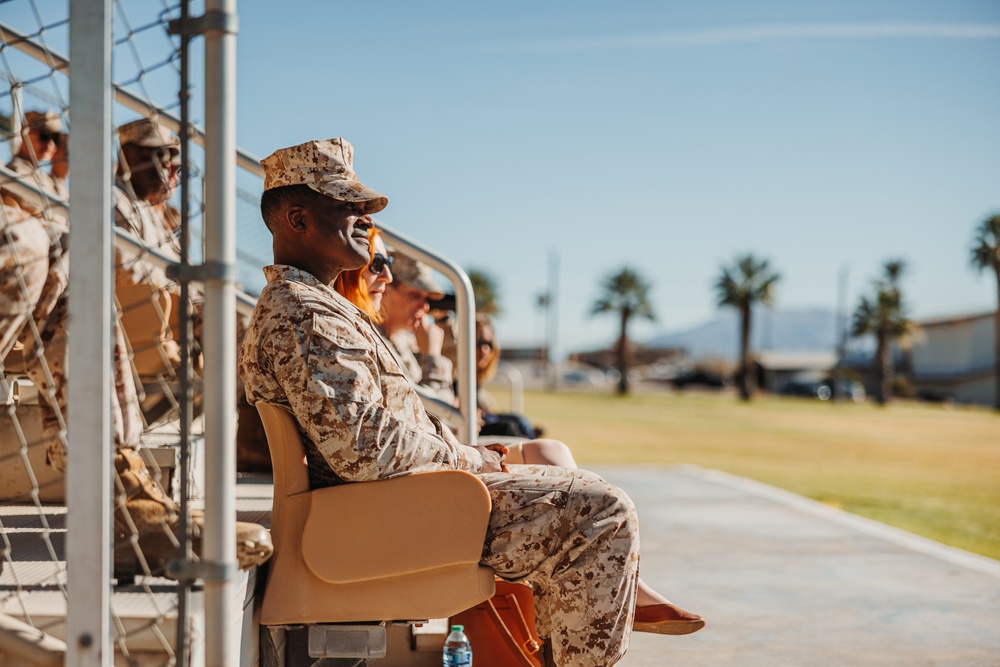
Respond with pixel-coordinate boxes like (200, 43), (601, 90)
(284, 204), (309, 234)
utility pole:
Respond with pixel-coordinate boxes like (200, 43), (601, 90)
(833, 265), (849, 402)
(546, 250), (559, 391)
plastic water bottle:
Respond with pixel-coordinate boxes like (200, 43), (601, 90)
(442, 624), (472, 666)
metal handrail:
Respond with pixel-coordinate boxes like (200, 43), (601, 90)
(0, 166), (258, 317)
(0, 21), (264, 178)
(1, 24), (480, 441)
(495, 362), (525, 415)
(0, 612), (65, 666)
(376, 223), (477, 444)
(1, 168), (477, 442)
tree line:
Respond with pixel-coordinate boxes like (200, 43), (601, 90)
(589, 214), (1000, 410)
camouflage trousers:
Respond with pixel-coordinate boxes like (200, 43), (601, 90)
(1, 208), (142, 470)
(479, 464), (639, 667)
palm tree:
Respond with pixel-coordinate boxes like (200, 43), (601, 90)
(715, 254), (780, 401)
(970, 214), (1000, 410)
(591, 267), (655, 395)
(467, 269), (501, 316)
(851, 259), (916, 405)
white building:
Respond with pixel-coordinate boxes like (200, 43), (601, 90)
(910, 311), (997, 406)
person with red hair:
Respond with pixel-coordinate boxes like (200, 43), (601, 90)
(332, 226), (392, 320)
(334, 237), (705, 637)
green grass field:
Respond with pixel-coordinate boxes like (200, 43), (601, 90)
(504, 389), (1000, 561)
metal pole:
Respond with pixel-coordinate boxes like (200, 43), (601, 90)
(833, 265), (850, 402)
(203, 0), (239, 664)
(546, 250), (559, 391)
(66, 0), (113, 665)
(175, 0), (194, 664)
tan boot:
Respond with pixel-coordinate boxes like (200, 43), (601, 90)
(113, 447), (273, 578)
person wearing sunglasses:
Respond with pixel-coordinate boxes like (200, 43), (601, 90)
(332, 226), (393, 320)
(4, 110), (69, 215)
(335, 246), (706, 637)
(377, 252), (457, 402)
(243, 138), (656, 666)
(113, 117), (184, 291)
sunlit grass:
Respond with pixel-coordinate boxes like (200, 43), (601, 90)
(508, 390), (1000, 560)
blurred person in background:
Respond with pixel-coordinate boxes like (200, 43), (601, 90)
(4, 110), (69, 215)
(334, 240), (705, 637)
(113, 117), (183, 290)
(0, 118), (271, 577)
(475, 313), (541, 440)
(377, 253), (455, 401)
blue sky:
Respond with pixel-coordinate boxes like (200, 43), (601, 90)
(6, 1), (1000, 358)
(231, 0), (1000, 356)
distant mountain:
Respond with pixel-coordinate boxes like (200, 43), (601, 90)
(646, 307), (848, 361)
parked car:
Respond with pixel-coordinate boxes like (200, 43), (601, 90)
(779, 376), (866, 402)
(670, 369), (731, 390)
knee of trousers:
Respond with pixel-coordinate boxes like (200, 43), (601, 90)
(570, 480), (639, 543)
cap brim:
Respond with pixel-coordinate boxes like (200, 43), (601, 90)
(398, 277), (445, 300)
(308, 181), (388, 215)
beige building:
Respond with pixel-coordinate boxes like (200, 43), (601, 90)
(910, 311), (997, 406)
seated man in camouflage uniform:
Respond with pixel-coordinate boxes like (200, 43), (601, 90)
(113, 118), (183, 290)
(1, 121), (272, 579)
(4, 110), (69, 213)
(239, 138), (641, 667)
(113, 118), (202, 424)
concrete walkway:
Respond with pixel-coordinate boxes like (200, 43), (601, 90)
(593, 466), (1000, 667)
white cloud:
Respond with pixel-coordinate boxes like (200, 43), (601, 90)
(489, 23), (1000, 53)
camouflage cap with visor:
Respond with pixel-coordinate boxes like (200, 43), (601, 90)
(389, 252), (445, 300)
(117, 118), (181, 165)
(260, 138), (388, 214)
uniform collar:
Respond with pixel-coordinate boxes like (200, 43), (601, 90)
(263, 264), (366, 315)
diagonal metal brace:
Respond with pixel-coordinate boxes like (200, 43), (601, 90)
(168, 10), (239, 37)
(166, 260), (237, 283)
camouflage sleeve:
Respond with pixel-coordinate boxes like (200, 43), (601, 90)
(112, 196), (144, 288)
(277, 313), (485, 482)
(417, 352), (456, 401)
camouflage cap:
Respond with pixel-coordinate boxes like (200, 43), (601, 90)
(259, 138), (388, 214)
(118, 118), (180, 150)
(24, 110), (63, 134)
(389, 252), (445, 299)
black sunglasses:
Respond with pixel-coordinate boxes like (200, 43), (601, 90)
(37, 131), (61, 146)
(477, 339), (495, 350)
(368, 253), (393, 276)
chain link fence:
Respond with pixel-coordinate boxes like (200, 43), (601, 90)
(1, 1), (269, 664)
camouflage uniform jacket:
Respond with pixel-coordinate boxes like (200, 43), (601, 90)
(384, 328), (456, 403)
(112, 178), (180, 291)
(4, 156), (68, 221)
(239, 265), (486, 488)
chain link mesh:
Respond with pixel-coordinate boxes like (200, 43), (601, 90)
(1, 1), (269, 663)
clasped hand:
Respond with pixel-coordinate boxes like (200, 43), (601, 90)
(476, 442), (509, 473)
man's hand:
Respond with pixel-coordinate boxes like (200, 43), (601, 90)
(475, 443), (509, 473)
(413, 316), (445, 356)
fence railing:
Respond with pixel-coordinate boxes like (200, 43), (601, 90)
(2, 4), (479, 664)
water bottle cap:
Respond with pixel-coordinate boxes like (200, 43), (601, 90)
(451, 624), (464, 632)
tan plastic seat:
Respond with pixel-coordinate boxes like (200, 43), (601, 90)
(2, 341), (27, 376)
(256, 402), (496, 625)
(116, 283), (181, 378)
